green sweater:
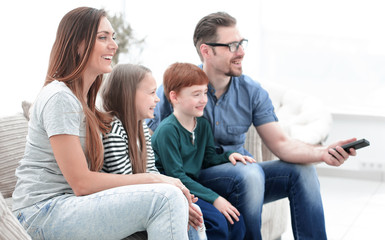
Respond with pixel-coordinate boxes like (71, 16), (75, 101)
(152, 114), (233, 203)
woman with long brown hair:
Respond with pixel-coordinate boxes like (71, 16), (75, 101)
(12, 7), (189, 239)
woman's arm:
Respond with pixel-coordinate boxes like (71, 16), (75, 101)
(50, 134), (188, 197)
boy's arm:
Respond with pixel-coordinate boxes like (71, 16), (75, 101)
(153, 125), (220, 204)
(201, 119), (233, 168)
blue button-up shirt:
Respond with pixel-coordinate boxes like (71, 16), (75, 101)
(147, 73), (278, 156)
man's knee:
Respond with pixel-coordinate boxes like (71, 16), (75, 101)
(293, 164), (318, 182)
(235, 163), (265, 188)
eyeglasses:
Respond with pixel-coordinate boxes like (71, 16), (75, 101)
(205, 39), (248, 52)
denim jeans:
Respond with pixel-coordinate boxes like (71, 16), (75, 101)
(14, 184), (190, 240)
(195, 198), (245, 240)
(188, 203), (208, 240)
(198, 160), (327, 240)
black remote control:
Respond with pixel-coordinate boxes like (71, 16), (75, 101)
(340, 139), (370, 153)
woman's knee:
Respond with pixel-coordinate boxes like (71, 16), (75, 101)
(122, 184), (189, 225)
(146, 184), (189, 237)
(154, 184), (188, 208)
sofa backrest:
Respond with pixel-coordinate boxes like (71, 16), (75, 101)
(0, 113), (28, 198)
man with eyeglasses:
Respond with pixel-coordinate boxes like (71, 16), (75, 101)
(204, 39), (248, 53)
(148, 12), (356, 240)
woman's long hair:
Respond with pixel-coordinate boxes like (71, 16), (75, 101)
(45, 7), (112, 171)
(102, 64), (150, 174)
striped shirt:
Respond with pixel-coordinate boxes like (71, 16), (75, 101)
(102, 118), (159, 174)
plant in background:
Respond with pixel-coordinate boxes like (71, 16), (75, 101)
(107, 11), (145, 65)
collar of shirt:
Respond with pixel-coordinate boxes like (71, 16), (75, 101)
(207, 77), (233, 104)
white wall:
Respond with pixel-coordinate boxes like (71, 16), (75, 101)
(0, 0), (261, 117)
(317, 112), (385, 180)
(3, 0), (385, 117)
(257, 0), (385, 116)
(0, 0), (119, 116)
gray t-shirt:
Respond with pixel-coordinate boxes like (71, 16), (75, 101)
(12, 80), (86, 211)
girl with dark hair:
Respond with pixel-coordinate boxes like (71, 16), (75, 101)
(12, 7), (189, 239)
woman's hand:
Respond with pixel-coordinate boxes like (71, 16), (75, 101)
(156, 177), (202, 230)
(229, 152), (256, 165)
(189, 196), (203, 230)
(213, 196), (240, 224)
(152, 174), (192, 205)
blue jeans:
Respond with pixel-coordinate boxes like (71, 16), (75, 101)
(188, 203), (208, 240)
(198, 160), (327, 240)
(14, 184), (190, 240)
(195, 198), (245, 240)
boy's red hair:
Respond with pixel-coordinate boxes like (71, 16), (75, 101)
(163, 63), (209, 103)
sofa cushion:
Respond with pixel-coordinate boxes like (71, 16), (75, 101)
(0, 113), (28, 198)
(21, 101), (32, 121)
(262, 81), (332, 145)
(0, 192), (31, 240)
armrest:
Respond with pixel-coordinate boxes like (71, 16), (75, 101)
(0, 193), (32, 240)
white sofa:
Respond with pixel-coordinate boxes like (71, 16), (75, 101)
(246, 80), (332, 240)
(0, 81), (332, 239)
(262, 81), (332, 146)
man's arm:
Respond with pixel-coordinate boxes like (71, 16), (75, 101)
(256, 122), (356, 166)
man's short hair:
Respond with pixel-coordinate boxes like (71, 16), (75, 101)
(193, 12), (237, 61)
